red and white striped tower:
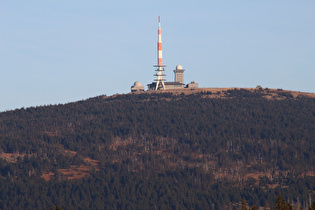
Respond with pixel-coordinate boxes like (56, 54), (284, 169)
(153, 16), (166, 90)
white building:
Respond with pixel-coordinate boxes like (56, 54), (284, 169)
(131, 81), (144, 92)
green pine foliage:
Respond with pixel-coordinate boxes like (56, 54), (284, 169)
(0, 89), (314, 209)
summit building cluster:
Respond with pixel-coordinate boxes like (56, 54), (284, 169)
(131, 16), (198, 92)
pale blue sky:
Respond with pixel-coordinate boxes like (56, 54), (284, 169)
(1, 1), (315, 111)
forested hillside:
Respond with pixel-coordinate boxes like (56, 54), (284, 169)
(0, 88), (314, 209)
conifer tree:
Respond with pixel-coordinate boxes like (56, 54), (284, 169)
(274, 194), (292, 210)
(242, 198), (247, 210)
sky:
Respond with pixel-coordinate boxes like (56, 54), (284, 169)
(1, 1), (315, 111)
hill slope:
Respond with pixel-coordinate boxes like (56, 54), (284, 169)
(0, 88), (314, 209)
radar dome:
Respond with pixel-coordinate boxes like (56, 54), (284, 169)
(176, 65), (183, 70)
(134, 81), (142, 87)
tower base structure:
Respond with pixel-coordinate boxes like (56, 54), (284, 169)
(147, 64), (198, 91)
(153, 65), (166, 90)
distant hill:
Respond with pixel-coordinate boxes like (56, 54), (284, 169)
(0, 88), (314, 209)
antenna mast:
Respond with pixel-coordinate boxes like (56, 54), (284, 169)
(153, 16), (166, 90)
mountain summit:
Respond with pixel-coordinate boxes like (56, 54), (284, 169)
(0, 88), (314, 209)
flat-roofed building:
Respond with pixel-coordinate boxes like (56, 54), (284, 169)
(147, 81), (185, 90)
(186, 81), (198, 89)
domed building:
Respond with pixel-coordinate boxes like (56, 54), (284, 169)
(173, 65), (185, 84)
(131, 81), (144, 92)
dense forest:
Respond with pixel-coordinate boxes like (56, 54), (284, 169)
(0, 88), (314, 209)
